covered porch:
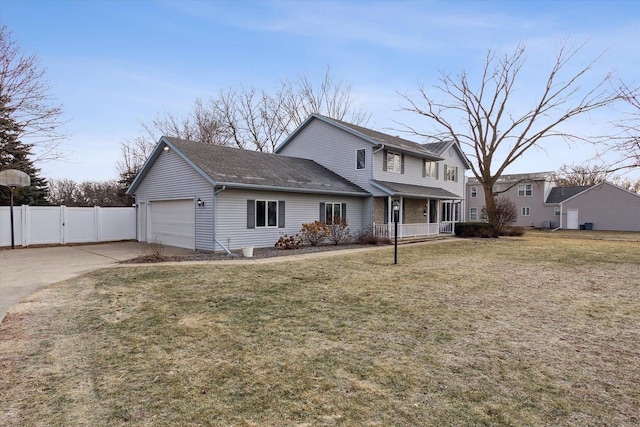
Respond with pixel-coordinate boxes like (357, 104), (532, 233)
(370, 181), (462, 239)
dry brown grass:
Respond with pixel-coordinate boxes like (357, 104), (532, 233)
(1, 236), (639, 426)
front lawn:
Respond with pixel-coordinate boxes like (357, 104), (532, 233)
(1, 236), (639, 426)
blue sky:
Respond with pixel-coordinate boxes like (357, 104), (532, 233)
(2, 0), (639, 182)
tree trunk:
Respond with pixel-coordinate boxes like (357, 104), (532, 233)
(483, 184), (498, 228)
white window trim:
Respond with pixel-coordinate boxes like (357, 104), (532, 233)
(356, 148), (366, 171)
(521, 206), (531, 216)
(554, 206), (561, 216)
(518, 183), (533, 197)
(256, 200), (279, 228)
(470, 186), (477, 198)
(470, 207), (478, 220)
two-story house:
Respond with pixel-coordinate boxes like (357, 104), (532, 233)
(466, 173), (640, 231)
(127, 114), (470, 251)
(276, 114), (470, 238)
(466, 172), (556, 228)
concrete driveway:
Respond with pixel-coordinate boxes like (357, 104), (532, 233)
(0, 241), (192, 322)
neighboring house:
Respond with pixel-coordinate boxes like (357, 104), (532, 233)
(466, 173), (640, 231)
(275, 114), (471, 238)
(127, 114), (471, 251)
(548, 182), (640, 231)
(466, 172), (556, 228)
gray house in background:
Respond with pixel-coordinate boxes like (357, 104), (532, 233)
(127, 114), (470, 251)
(466, 173), (640, 231)
(466, 172), (556, 228)
(549, 182), (640, 231)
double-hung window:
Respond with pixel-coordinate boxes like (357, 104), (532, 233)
(470, 186), (477, 198)
(470, 207), (478, 220)
(518, 183), (532, 197)
(554, 206), (561, 216)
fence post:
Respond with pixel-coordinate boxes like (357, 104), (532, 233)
(24, 205), (30, 247)
(60, 205), (66, 245)
(95, 206), (100, 242)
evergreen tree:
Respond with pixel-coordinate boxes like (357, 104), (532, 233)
(0, 95), (48, 205)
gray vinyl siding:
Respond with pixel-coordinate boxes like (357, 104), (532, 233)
(215, 188), (366, 251)
(132, 148), (215, 251)
(561, 183), (640, 231)
(276, 119), (384, 196)
(374, 146), (466, 198)
(466, 180), (555, 227)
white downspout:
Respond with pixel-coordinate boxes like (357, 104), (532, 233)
(213, 185), (232, 254)
(552, 203), (562, 232)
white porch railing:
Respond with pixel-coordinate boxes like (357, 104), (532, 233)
(373, 222), (454, 239)
(439, 221), (454, 234)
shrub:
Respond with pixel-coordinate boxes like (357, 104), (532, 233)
(274, 234), (303, 249)
(326, 218), (350, 245)
(500, 226), (525, 236)
(354, 226), (391, 245)
(455, 222), (498, 238)
(481, 196), (517, 234)
(300, 221), (328, 246)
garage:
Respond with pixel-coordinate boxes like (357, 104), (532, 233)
(149, 199), (195, 249)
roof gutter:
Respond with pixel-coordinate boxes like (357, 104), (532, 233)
(215, 182), (370, 197)
(373, 144), (385, 154)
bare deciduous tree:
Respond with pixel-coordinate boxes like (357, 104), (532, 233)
(400, 41), (622, 227)
(481, 196), (517, 233)
(0, 25), (66, 162)
(48, 178), (129, 207)
(607, 81), (640, 171)
(117, 68), (369, 185)
(556, 163), (611, 186)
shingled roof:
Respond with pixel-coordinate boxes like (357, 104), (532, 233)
(468, 172), (555, 184)
(277, 114), (443, 160)
(129, 137), (370, 196)
(371, 180), (461, 199)
(545, 186), (592, 204)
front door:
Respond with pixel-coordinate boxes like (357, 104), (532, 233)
(567, 209), (579, 229)
(429, 200), (438, 223)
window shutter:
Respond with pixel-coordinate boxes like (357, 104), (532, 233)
(341, 203), (347, 221)
(319, 202), (326, 223)
(401, 154), (405, 174)
(278, 201), (285, 228)
(455, 167), (459, 182)
(382, 150), (387, 171)
(384, 198), (388, 224)
(247, 200), (255, 229)
(422, 160), (426, 178)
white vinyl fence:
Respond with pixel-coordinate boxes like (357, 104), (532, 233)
(0, 205), (136, 247)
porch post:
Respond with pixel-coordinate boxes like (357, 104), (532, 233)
(387, 196), (392, 238)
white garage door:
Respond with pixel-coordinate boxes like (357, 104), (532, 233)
(150, 199), (195, 249)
